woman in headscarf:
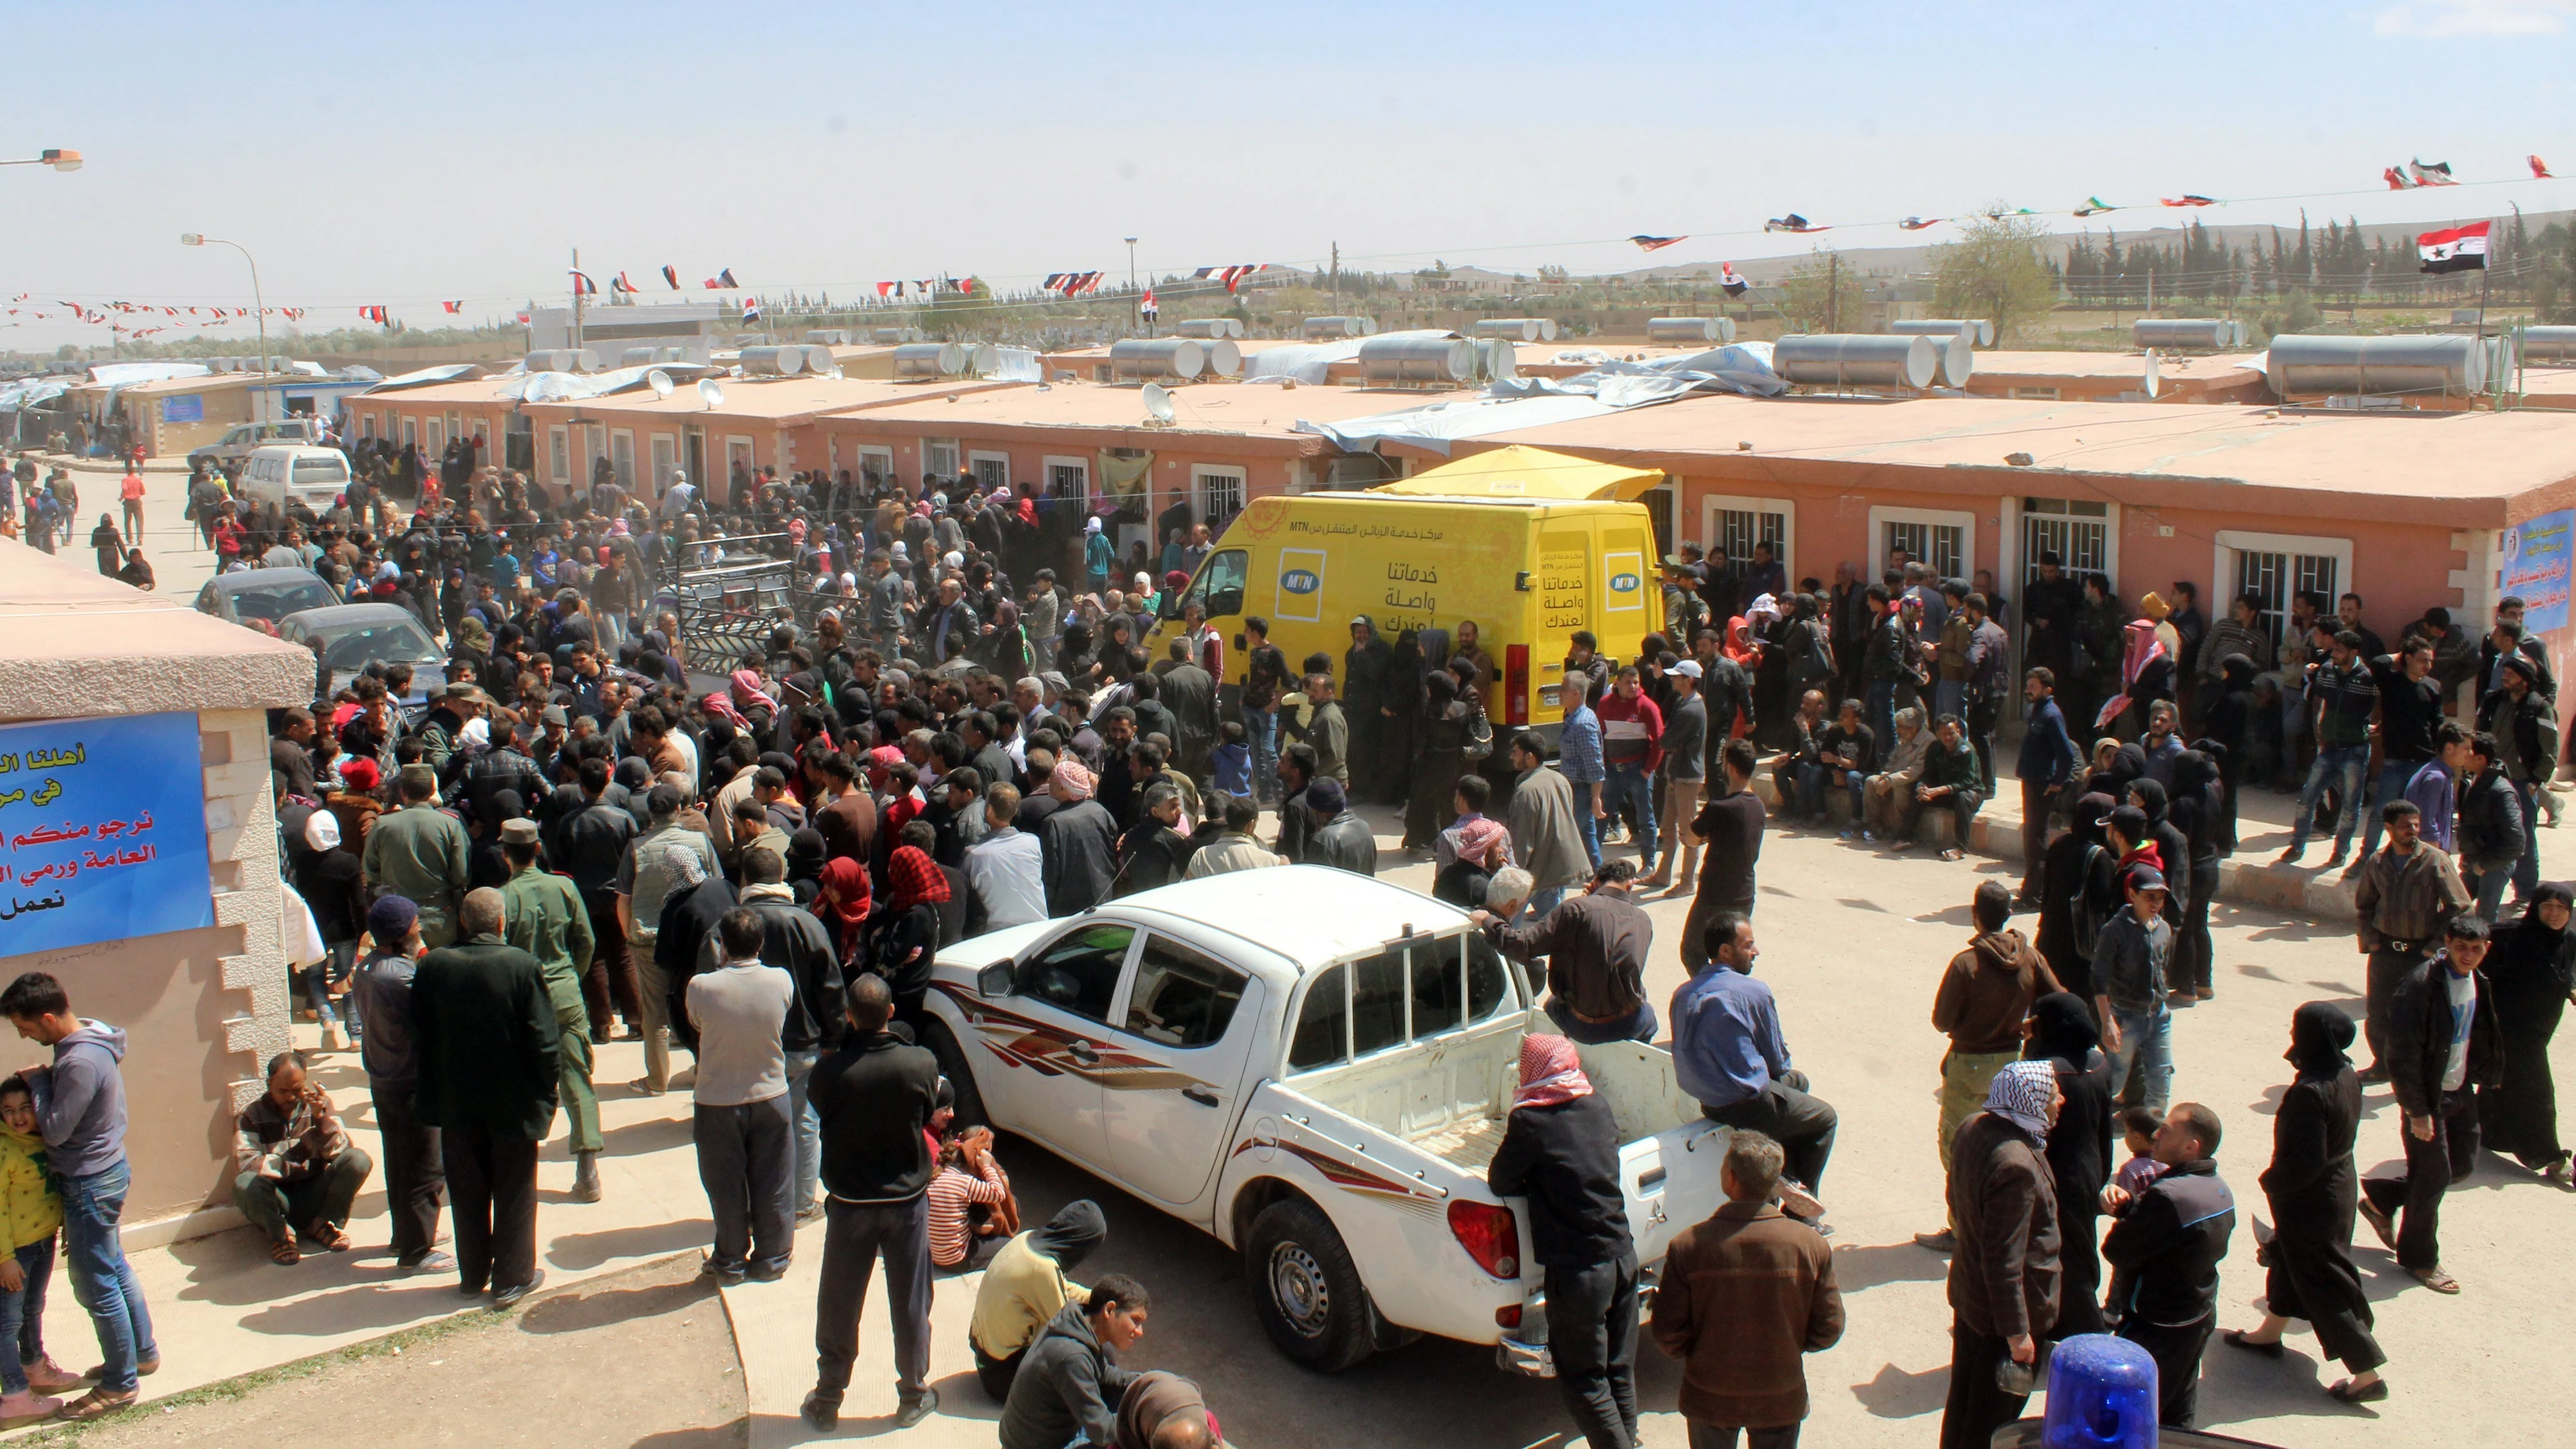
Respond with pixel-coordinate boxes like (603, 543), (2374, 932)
(1376, 630), (1428, 808)
(2223, 1002), (2385, 1404)
(1092, 615), (1135, 683)
(467, 788), (526, 892)
(1405, 669), (1474, 851)
(784, 827), (828, 907)
(1486, 1035), (1638, 1449)
(2035, 792), (2120, 1001)
(2478, 881), (2576, 1182)
(813, 856), (872, 970)
(2025, 992), (2114, 1337)
(979, 598), (1030, 680)
(2166, 751), (2224, 1002)
(89, 514), (122, 577)
(729, 669), (777, 740)
(970, 1198), (1109, 1400)
(875, 838), (951, 1035)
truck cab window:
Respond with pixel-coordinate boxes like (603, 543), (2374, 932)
(1349, 946), (1409, 1057)
(1123, 935), (1248, 1048)
(1466, 932), (1512, 1022)
(1017, 923), (1133, 1024)
(1183, 548), (1249, 619)
(1287, 965), (1346, 1071)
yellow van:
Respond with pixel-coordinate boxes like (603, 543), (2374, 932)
(1149, 445), (1668, 738)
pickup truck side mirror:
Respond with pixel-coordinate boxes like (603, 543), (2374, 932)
(976, 960), (1014, 998)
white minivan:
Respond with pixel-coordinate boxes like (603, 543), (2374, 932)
(238, 445), (351, 513)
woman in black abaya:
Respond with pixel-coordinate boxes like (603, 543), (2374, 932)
(2479, 881), (2576, 1182)
(2223, 1002), (2387, 1404)
(2024, 990), (2113, 1339)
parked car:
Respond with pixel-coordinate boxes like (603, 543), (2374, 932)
(185, 417), (325, 473)
(236, 445), (351, 515)
(193, 567), (339, 632)
(923, 866), (1726, 1374)
(275, 602), (447, 710)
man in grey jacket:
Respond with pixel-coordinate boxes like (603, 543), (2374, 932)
(4, 973), (156, 1420)
(1506, 730), (1592, 919)
(999, 1274), (1149, 1449)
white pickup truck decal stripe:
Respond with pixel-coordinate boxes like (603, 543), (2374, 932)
(938, 984), (1211, 1093)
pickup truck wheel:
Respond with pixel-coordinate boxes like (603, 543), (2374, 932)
(1244, 1199), (1375, 1371)
(920, 1018), (989, 1129)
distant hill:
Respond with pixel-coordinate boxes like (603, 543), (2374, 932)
(1617, 208), (2576, 284)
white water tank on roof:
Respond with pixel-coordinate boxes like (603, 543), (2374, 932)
(1891, 318), (1994, 348)
(2133, 318), (2235, 351)
(2266, 334), (2486, 397)
(1773, 334), (1940, 390)
(1111, 338), (1205, 380)
(1359, 335), (1477, 384)
(894, 343), (967, 378)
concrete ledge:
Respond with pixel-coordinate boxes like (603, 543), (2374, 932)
(1745, 773), (2360, 922)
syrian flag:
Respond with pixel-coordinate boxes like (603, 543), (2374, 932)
(1897, 216), (1942, 231)
(876, 281), (902, 298)
(2384, 165), (2417, 191)
(741, 296), (762, 322)
(2409, 158), (2458, 187)
(705, 267), (739, 289)
(1140, 288), (1158, 320)
(2534, 155), (2557, 180)
(2160, 195), (2217, 208)
(1630, 234), (1686, 251)
(2419, 220), (2490, 274)
(358, 305), (390, 326)
(570, 270), (596, 296)
(442, 301), (463, 314)
(1719, 264), (1748, 298)
(612, 271), (638, 294)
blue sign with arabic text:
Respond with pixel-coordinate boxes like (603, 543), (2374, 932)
(0, 712), (212, 958)
(2503, 510), (2574, 635)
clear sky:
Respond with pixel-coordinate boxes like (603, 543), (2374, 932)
(3, 0), (2571, 348)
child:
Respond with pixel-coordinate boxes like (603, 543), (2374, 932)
(2101, 1107), (2169, 1325)
(1210, 720), (1252, 804)
(926, 1127), (1018, 1272)
(0, 1077), (78, 1420)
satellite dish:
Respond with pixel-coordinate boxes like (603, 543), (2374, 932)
(697, 377), (726, 409)
(2140, 349), (2162, 401)
(1141, 382), (1176, 423)
(646, 369), (675, 400)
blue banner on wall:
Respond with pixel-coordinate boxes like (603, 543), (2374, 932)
(2503, 510), (2575, 635)
(0, 713), (213, 958)
(159, 393), (203, 424)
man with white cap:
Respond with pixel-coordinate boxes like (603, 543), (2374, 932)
(1643, 659), (1707, 894)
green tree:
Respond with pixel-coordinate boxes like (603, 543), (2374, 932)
(1929, 210), (2060, 342)
(1779, 249), (1865, 331)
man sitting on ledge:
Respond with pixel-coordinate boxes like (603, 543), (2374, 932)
(232, 1051), (372, 1266)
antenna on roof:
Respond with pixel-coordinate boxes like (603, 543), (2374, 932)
(1141, 382), (1176, 427)
(697, 377), (725, 410)
(646, 369), (674, 400)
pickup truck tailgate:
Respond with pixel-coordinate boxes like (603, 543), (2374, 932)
(1573, 1037), (1730, 1266)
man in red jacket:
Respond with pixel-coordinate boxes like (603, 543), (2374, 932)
(1597, 666), (1665, 875)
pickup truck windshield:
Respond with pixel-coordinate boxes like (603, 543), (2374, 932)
(1287, 932), (1512, 1073)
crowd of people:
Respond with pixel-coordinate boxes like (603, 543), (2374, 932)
(8, 428), (2563, 1443)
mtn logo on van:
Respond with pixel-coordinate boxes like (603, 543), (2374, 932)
(1609, 572), (1641, 593)
(1281, 569), (1322, 595)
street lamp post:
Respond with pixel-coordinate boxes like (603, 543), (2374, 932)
(180, 232), (267, 422)
(0, 149), (81, 171)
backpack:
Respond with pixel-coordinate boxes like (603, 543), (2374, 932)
(2068, 843), (2109, 958)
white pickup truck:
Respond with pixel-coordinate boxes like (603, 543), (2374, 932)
(921, 865), (1730, 1373)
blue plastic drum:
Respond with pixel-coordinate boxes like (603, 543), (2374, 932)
(2042, 1333), (2159, 1449)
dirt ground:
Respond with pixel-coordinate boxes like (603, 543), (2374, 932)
(11, 1252), (745, 1449)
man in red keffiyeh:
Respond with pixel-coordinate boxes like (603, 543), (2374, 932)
(1489, 1032), (1638, 1449)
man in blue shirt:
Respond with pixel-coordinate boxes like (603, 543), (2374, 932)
(1558, 674), (1607, 871)
(1670, 912), (1838, 1224)
(2013, 668), (2081, 910)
